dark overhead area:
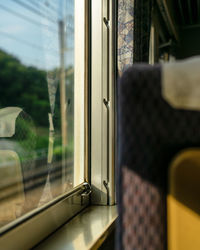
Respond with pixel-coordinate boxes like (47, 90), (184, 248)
(174, 0), (200, 58)
(156, 0), (200, 59)
(174, 0), (200, 27)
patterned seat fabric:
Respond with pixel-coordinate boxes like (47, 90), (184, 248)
(117, 64), (200, 250)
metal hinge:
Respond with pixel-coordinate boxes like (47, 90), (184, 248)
(81, 182), (92, 197)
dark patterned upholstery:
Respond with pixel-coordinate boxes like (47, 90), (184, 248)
(122, 167), (165, 250)
(117, 64), (200, 249)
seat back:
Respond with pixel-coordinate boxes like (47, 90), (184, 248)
(117, 64), (200, 249)
(0, 150), (24, 224)
(0, 107), (45, 219)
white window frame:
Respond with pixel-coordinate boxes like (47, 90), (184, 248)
(91, 0), (116, 205)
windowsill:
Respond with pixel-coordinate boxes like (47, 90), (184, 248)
(34, 205), (118, 250)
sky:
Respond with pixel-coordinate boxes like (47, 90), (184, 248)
(0, 0), (74, 70)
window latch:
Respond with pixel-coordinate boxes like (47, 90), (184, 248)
(81, 182), (92, 197)
(103, 98), (110, 109)
(103, 17), (110, 28)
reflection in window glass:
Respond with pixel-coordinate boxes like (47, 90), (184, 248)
(0, 0), (84, 228)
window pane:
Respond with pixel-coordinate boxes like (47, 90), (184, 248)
(0, 0), (84, 229)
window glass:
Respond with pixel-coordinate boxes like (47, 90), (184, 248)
(0, 0), (84, 229)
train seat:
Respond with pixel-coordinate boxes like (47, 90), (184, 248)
(117, 61), (200, 249)
(0, 107), (41, 221)
(0, 150), (24, 225)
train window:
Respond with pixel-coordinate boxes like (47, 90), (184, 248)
(0, 0), (88, 237)
(0, 0), (117, 248)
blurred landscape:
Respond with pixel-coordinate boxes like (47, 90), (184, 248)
(0, 49), (74, 228)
